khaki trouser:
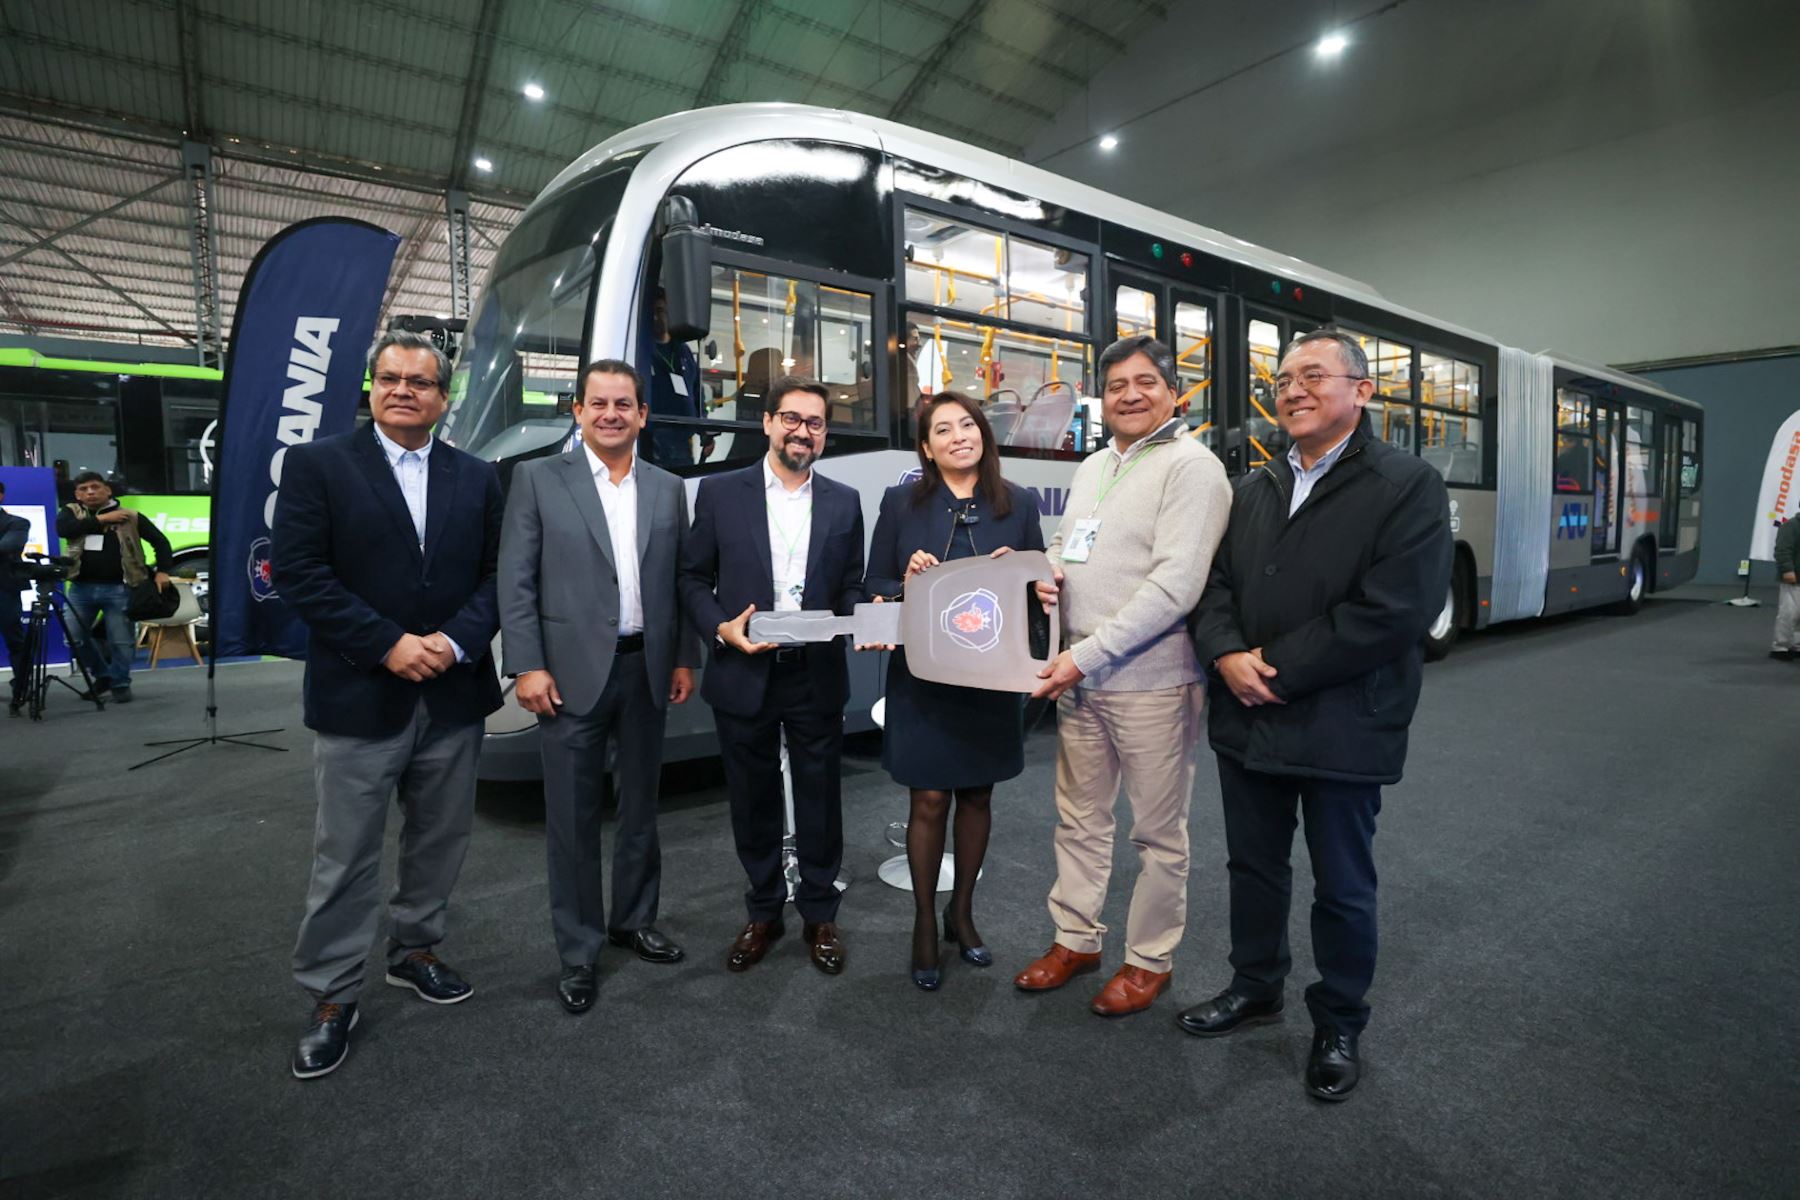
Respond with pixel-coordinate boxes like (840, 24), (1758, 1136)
(1774, 581), (1800, 652)
(1048, 682), (1205, 971)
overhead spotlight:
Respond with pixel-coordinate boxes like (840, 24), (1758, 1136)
(522, 82), (545, 102)
(435, 312), (451, 320)
(1315, 31), (1348, 57)
(1098, 134), (1119, 151)
(473, 156), (494, 172)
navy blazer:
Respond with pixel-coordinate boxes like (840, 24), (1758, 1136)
(678, 460), (865, 717)
(272, 423), (504, 737)
(864, 480), (1045, 600)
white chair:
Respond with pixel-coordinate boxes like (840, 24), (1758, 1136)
(137, 580), (204, 668)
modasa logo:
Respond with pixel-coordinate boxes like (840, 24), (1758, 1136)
(1556, 502), (1590, 540)
(940, 588), (1003, 653)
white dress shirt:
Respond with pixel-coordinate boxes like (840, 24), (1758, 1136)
(373, 424), (465, 663)
(583, 442), (643, 636)
(1287, 429), (1356, 516)
(762, 456), (813, 612)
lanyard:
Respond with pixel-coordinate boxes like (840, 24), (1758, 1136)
(1090, 440), (1167, 516)
(769, 497), (811, 567)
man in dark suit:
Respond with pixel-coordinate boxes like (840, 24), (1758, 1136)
(272, 331), (504, 1080)
(499, 359), (701, 1015)
(1, 479), (30, 714)
(679, 377), (864, 975)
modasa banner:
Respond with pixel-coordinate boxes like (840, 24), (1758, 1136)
(1749, 408), (1800, 562)
(210, 218), (400, 658)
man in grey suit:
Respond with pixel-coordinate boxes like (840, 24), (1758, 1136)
(499, 358), (701, 1014)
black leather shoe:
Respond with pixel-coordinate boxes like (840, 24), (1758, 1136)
(804, 922), (845, 975)
(110, 687), (133, 704)
(608, 926), (686, 963)
(383, 950), (473, 1004)
(292, 1001), (359, 1079)
(557, 965), (597, 1014)
(1305, 1026), (1361, 1101)
(1175, 988), (1285, 1037)
(727, 920), (785, 972)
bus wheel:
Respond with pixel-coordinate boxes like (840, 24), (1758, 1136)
(1611, 546), (1651, 615)
(1423, 563), (1464, 660)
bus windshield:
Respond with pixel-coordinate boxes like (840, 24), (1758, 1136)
(441, 160), (637, 461)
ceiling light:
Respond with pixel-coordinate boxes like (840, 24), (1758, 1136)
(435, 312), (450, 319)
(1098, 134), (1119, 151)
(473, 156), (494, 172)
(1315, 32), (1348, 57)
(522, 82), (545, 102)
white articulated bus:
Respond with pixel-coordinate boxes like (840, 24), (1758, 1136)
(439, 104), (1703, 779)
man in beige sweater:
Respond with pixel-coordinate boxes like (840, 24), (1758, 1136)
(1015, 334), (1233, 1016)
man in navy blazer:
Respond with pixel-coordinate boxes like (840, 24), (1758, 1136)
(272, 331), (503, 1080)
(679, 377), (864, 976)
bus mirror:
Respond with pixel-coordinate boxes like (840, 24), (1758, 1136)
(659, 195), (711, 343)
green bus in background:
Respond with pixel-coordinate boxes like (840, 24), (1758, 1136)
(0, 347), (222, 574)
(0, 344), (567, 575)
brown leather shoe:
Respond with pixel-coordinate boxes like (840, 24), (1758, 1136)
(1012, 944), (1103, 992)
(726, 920), (784, 972)
(803, 921), (845, 975)
(1089, 964), (1171, 1016)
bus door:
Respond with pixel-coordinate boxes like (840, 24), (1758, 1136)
(1238, 306), (1312, 474)
(1658, 413), (1681, 550)
(1589, 399), (1622, 560)
(1106, 275), (1221, 459)
(1170, 286), (1220, 458)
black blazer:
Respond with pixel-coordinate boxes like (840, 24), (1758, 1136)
(1190, 421), (1451, 784)
(272, 423), (504, 737)
(864, 480), (1045, 599)
(679, 460), (865, 717)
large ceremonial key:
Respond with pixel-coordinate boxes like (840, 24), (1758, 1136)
(747, 550), (1060, 693)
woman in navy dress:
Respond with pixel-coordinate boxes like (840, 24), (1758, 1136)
(864, 393), (1045, 990)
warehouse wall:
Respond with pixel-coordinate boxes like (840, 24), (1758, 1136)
(1638, 355), (1800, 585)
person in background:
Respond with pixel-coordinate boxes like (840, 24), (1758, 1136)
(1184, 326), (1452, 1102)
(1771, 515), (1799, 660)
(272, 330), (504, 1080)
(863, 393), (1045, 991)
(646, 287), (707, 466)
(55, 471), (173, 703)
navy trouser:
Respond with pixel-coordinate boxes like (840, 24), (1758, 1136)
(1215, 754), (1382, 1035)
(65, 581), (135, 690)
(713, 658), (844, 925)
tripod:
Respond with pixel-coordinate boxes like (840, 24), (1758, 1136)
(16, 584), (105, 721)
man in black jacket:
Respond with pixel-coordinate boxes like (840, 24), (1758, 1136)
(1183, 327), (1451, 1101)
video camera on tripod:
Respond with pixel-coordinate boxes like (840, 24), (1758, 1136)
(11, 552), (105, 720)
(17, 551), (75, 584)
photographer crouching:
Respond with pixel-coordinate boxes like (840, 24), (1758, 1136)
(2, 478), (28, 714)
(54, 472), (174, 704)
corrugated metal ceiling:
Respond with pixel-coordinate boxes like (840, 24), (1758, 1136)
(0, 0), (1166, 350)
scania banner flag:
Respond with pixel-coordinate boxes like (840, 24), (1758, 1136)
(210, 218), (400, 658)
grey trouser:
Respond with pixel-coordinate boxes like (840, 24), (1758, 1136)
(539, 649), (669, 967)
(1773, 582), (1800, 651)
(292, 698), (482, 1004)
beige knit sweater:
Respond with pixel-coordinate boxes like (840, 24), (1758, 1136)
(1046, 419), (1233, 691)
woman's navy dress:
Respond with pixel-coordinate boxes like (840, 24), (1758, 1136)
(864, 480), (1046, 789)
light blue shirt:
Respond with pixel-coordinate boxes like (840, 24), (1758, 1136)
(1286, 431), (1355, 517)
(373, 425), (466, 664)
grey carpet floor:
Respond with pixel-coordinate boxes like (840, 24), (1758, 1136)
(1, 589), (1795, 1199)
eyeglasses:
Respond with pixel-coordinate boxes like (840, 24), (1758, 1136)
(1273, 369), (1367, 396)
(374, 372), (442, 393)
(774, 411), (827, 434)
